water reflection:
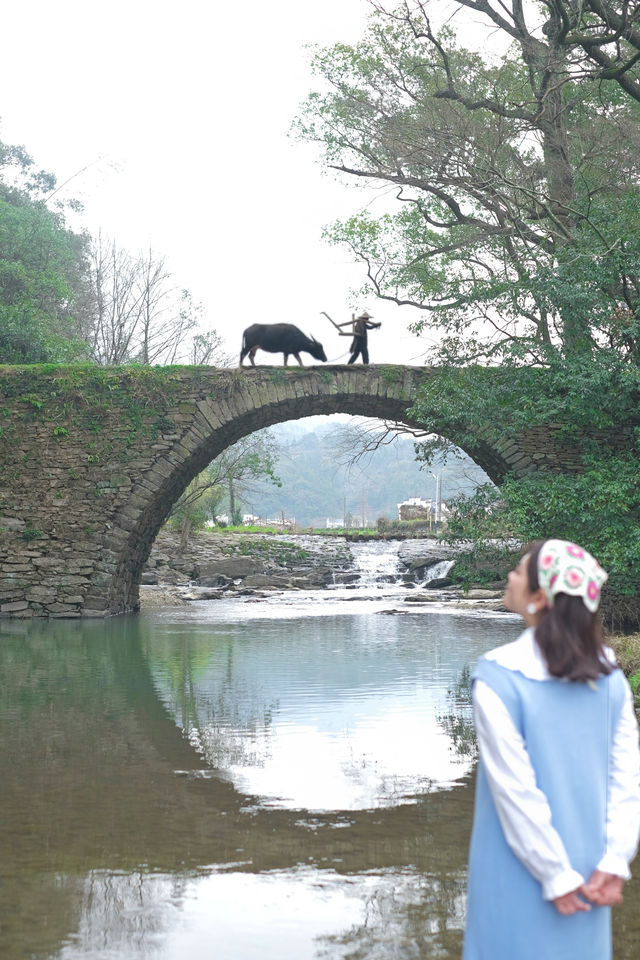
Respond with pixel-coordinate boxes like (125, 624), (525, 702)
(0, 608), (638, 960)
(145, 612), (497, 809)
(55, 868), (467, 960)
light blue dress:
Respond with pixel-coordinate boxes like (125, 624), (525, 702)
(463, 656), (627, 960)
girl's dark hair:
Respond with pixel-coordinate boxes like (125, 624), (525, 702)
(526, 540), (612, 682)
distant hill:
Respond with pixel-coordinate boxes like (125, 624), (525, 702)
(235, 417), (490, 528)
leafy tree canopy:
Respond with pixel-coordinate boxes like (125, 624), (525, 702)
(296, 0), (640, 363)
(166, 431), (282, 546)
(0, 135), (93, 363)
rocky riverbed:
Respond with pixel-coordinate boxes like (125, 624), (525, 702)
(143, 531), (353, 594)
(140, 531), (505, 609)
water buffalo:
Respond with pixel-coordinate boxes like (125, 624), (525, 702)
(240, 323), (328, 367)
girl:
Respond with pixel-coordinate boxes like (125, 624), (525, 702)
(463, 540), (640, 960)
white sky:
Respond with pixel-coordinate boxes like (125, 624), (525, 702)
(0, 0), (451, 366)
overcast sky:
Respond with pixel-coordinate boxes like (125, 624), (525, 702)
(1, 0), (457, 365)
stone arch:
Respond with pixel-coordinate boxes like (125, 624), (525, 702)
(97, 369), (541, 616)
(0, 364), (571, 618)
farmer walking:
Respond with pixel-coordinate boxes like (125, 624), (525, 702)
(335, 311), (381, 364)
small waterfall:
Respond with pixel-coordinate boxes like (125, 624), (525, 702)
(350, 541), (402, 587)
(420, 559), (455, 586)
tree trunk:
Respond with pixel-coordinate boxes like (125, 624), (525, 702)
(520, 26), (588, 351)
(180, 515), (191, 552)
(228, 478), (236, 521)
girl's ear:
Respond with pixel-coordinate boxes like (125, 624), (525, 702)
(526, 589), (549, 618)
(532, 587), (549, 614)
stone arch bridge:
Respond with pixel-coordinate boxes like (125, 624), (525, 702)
(0, 364), (581, 619)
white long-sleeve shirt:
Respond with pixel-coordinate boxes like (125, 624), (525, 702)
(472, 628), (640, 901)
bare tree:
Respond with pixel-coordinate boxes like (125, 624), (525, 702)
(88, 234), (145, 364)
(189, 330), (227, 365)
(86, 235), (225, 366)
(136, 247), (174, 363)
(333, 418), (430, 468)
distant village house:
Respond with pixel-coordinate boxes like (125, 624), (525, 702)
(397, 497), (449, 525)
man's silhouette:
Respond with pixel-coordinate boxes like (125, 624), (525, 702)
(335, 311), (381, 364)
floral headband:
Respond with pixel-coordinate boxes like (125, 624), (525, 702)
(537, 539), (608, 613)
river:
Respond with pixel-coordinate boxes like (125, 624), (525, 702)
(1, 542), (638, 959)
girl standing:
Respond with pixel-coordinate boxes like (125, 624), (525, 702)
(463, 540), (640, 960)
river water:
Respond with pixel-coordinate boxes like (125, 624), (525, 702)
(1, 543), (638, 959)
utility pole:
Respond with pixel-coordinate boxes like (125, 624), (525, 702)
(430, 472), (442, 534)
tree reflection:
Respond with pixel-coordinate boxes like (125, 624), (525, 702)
(71, 871), (190, 956)
(144, 629), (279, 769)
(317, 872), (467, 959)
(437, 664), (477, 762)
(143, 617), (482, 808)
(0, 616), (479, 958)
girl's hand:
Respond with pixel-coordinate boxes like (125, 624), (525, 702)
(552, 890), (591, 915)
(581, 871), (625, 906)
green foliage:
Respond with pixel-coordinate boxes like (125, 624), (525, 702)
(443, 485), (522, 589)
(237, 538), (310, 566)
(410, 352), (640, 457)
(21, 525), (45, 541)
(420, 354), (640, 605)
(167, 476), (217, 539)
(297, 7), (640, 623)
(376, 516), (434, 537)
(0, 364), (190, 461)
(165, 430), (282, 543)
(445, 484), (509, 540)
(379, 365), (401, 383)
(0, 135), (225, 369)
(448, 541), (518, 591)
(213, 524), (288, 535)
(0, 138), (92, 363)
(500, 457), (640, 597)
(609, 633), (640, 686)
